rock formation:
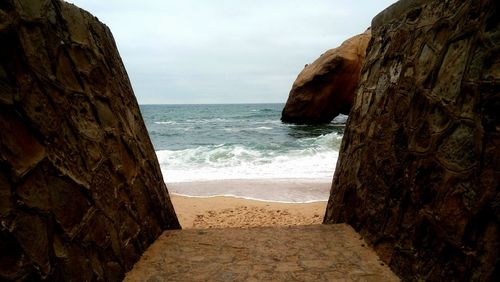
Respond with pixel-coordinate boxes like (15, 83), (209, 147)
(324, 0), (499, 280)
(0, 0), (180, 280)
(281, 29), (371, 124)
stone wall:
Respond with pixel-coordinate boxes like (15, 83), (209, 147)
(0, 0), (180, 280)
(324, 0), (499, 280)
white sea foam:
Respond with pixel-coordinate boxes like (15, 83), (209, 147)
(154, 121), (177, 125)
(223, 126), (274, 132)
(156, 132), (341, 183)
(332, 114), (348, 124)
(185, 118), (231, 123)
(143, 104), (344, 202)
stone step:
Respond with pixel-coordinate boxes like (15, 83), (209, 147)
(124, 224), (399, 281)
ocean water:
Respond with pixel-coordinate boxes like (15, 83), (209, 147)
(140, 104), (345, 202)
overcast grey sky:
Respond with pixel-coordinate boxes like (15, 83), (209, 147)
(68, 0), (397, 104)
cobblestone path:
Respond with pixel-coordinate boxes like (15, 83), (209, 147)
(125, 224), (399, 281)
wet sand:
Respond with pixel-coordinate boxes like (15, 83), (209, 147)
(167, 178), (332, 203)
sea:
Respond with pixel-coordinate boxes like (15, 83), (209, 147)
(140, 103), (345, 203)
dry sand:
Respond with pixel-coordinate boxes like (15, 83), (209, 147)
(170, 194), (327, 229)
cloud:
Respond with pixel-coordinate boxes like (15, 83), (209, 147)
(67, 0), (397, 104)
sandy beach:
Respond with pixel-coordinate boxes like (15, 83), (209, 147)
(170, 194), (327, 229)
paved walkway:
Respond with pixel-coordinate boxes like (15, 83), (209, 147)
(124, 224), (399, 281)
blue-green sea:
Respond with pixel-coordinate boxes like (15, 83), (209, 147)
(140, 103), (345, 201)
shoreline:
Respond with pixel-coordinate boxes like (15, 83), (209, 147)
(166, 178), (332, 203)
(170, 192), (328, 204)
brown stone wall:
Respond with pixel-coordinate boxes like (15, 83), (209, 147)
(324, 0), (499, 280)
(0, 0), (180, 280)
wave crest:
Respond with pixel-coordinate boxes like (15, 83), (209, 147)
(156, 132), (340, 182)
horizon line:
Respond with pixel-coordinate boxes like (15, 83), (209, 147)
(139, 102), (286, 106)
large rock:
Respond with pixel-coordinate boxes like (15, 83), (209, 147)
(0, 0), (180, 280)
(281, 29), (371, 124)
(324, 0), (499, 280)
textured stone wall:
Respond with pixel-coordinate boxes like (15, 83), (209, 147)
(281, 30), (371, 124)
(0, 0), (180, 280)
(324, 0), (499, 280)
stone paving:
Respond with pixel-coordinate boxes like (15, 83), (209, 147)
(124, 224), (399, 281)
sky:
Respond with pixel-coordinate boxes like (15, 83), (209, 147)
(67, 0), (397, 104)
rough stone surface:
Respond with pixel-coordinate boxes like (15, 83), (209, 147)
(125, 224), (399, 281)
(0, 0), (180, 281)
(281, 29), (371, 124)
(325, 0), (499, 281)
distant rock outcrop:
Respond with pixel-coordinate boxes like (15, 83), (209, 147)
(281, 29), (371, 124)
(0, 0), (179, 281)
(324, 0), (499, 281)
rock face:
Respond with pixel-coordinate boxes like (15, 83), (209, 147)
(324, 0), (499, 280)
(281, 29), (371, 124)
(0, 1), (180, 281)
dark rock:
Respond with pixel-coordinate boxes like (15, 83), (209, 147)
(0, 0), (180, 281)
(324, 0), (500, 281)
(281, 29), (371, 124)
